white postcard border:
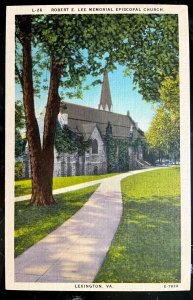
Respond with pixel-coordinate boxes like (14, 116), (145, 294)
(5, 4), (191, 291)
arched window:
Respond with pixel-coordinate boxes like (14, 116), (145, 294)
(92, 139), (98, 154)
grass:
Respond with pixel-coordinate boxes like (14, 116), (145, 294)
(95, 167), (181, 283)
(15, 173), (118, 197)
(15, 184), (99, 257)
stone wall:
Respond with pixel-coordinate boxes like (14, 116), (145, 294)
(54, 152), (78, 177)
(53, 125), (107, 177)
(86, 126), (107, 175)
(22, 126), (144, 179)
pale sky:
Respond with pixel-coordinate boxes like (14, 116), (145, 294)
(16, 64), (156, 133)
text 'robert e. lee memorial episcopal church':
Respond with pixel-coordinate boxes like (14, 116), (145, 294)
(24, 72), (147, 178)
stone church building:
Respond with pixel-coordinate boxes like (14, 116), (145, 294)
(24, 72), (147, 178)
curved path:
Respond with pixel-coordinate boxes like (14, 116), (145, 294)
(15, 168), (160, 283)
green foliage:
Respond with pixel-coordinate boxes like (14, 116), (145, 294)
(105, 122), (118, 172)
(15, 100), (26, 158)
(107, 14), (179, 102)
(55, 121), (91, 156)
(118, 141), (129, 171)
(55, 121), (78, 154)
(15, 162), (24, 180)
(146, 74), (180, 161)
(143, 147), (158, 165)
(16, 14), (179, 103)
(106, 137), (117, 173)
(15, 185), (99, 256)
(106, 136), (130, 173)
(105, 122), (145, 172)
(95, 167), (181, 283)
(160, 73), (179, 113)
(15, 129), (26, 158)
(15, 100), (25, 129)
(16, 15), (110, 98)
(15, 173), (118, 196)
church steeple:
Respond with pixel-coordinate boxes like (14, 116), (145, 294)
(98, 71), (112, 112)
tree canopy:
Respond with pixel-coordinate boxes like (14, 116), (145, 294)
(146, 74), (180, 162)
(16, 14), (179, 103)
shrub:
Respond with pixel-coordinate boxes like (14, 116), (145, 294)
(15, 162), (24, 180)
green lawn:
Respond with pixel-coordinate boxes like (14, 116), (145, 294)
(15, 173), (117, 197)
(15, 184), (99, 257)
(95, 167), (181, 283)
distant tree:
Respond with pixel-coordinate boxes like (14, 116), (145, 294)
(15, 14), (179, 205)
(146, 74), (180, 163)
(15, 100), (26, 158)
(15, 100), (25, 129)
(15, 130), (25, 158)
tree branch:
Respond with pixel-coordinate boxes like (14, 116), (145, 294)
(15, 33), (22, 44)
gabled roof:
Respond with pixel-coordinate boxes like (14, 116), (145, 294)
(79, 123), (97, 141)
(61, 102), (142, 139)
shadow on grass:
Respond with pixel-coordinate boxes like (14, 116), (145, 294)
(15, 173), (119, 197)
(95, 194), (181, 283)
(14, 185), (99, 257)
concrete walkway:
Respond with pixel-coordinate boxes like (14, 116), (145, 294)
(15, 178), (108, 202)
(15, 167), (161, 202)
(15, 168), (159, 283)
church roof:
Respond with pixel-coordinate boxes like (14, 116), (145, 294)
(61, 102), (144, 140)
(99, 71), (112, 111)
(78, 123), (98, 140)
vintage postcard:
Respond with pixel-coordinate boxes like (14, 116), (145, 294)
(5, 4), (191, 291)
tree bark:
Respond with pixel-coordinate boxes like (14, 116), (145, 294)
(31, 58), (61, 205)
(18, 16), (61, 205)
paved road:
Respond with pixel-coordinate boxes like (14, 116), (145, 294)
(15, 168), (160, 283)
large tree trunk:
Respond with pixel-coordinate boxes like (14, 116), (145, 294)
(31, 59), (61, 205)
(18, 16), (61, 205)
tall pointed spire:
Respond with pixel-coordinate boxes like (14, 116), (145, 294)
(98, 71), (112, 112)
